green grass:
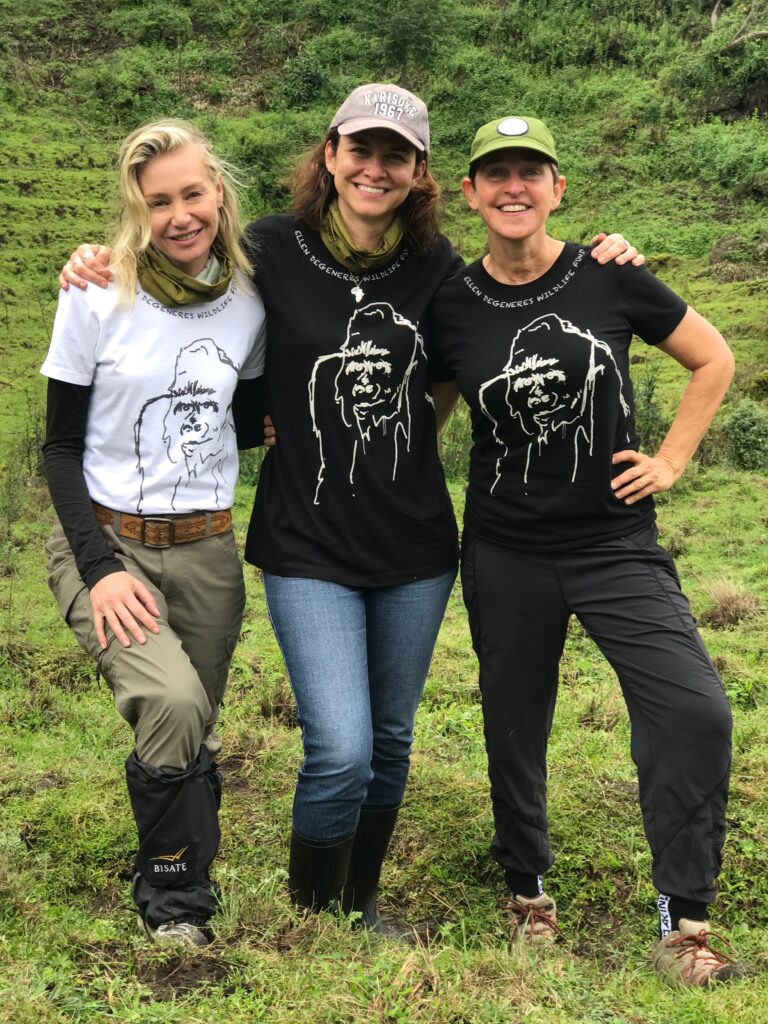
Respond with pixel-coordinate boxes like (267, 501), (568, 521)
(2, 1), (767, 1017)
(2, 465), (768, 1022)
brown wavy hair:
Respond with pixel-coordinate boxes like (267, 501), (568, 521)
(289, 130), (441, 253)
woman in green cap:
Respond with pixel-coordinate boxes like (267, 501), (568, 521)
(429, 114), (741, 985)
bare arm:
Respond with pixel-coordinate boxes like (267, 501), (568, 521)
(59, 233), (643, 290)
(611, 307), (735, 504)
(432, 380), (461, 434)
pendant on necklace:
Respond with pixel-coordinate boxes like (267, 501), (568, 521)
(351, 283), (364, 303)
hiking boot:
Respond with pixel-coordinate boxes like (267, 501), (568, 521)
(652, 919), (746, 987)
(506, 892), (557, 948)
(140, 916), (212, 949)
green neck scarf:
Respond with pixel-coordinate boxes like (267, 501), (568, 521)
(138, 244), (232, 307)
(320, 200), (404, 273)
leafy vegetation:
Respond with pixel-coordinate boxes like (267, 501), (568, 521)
(1, 1), (767, 1020)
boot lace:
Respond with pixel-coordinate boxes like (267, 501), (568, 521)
(504, 896), (558, 939)
(666, 927), (736, 982)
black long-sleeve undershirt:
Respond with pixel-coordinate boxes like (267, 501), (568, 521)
(231, 375), (268, 449)
(43, 377), (124, 589)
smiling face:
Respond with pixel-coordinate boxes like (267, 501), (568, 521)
(462, 150), (565, 246)
(138, 145), (223, 276)
(324, 129), (426, 231)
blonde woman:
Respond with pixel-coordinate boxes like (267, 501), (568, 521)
(42, 120), (266, 947)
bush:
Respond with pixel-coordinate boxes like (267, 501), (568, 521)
(66, 47), (188, 125)
(105, 3), (192, 47)
(723, 399), (768, 472)
(278, 29), (373, 107)
(699, 579), (762, 628)
(631, 361), (670, 454)
(689, 116), (768, 199)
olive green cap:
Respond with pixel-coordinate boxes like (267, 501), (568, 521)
(469, 116), (558, 168)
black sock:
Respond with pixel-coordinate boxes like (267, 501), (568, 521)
(658, 893), (708, 936)
(670, 897), (708, 931)
(504, 869), (541, 898)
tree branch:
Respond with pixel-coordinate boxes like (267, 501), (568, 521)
(721, 28), (768, 49)
(733, 1), (756, 38)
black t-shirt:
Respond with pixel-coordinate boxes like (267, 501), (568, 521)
(429, 243), (688, 551)
(242, 214), (462, 586)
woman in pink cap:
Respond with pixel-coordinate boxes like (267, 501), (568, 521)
(60, 86), (638, 936)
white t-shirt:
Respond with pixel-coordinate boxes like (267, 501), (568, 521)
(41, 273), (266, 514)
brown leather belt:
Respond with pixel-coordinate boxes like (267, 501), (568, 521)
(93, 503), (232, 549)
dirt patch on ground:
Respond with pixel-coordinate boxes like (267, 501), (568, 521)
(217, 740), (274, 793)
(135, 951), (231, 999)
(217, 751), (253, 793)
(36, 772), (66, 790)
(78, 941), (232, 1000)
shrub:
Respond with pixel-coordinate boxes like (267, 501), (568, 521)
(105, 3), (192, 47)
(278, 29), (372, 107)
(66, 47), (187, 125)
(374, 0), (456, 71)
(723, 399), (768, 472)
(440, 403), (472, 482)
(699, 579), (762, 629)
(689, 117), (768, 200)
(631, 360), (670, 454)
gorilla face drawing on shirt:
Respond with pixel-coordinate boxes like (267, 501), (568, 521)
(479, 313), (630, 491)
(134, 338), (238, 511)
(309, 302), (423, 503)
(165, 381), (220, 460)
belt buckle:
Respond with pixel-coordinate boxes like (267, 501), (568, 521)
(140, 517), (176, 548)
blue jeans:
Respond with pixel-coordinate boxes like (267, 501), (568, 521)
(263, 570), (456, 840)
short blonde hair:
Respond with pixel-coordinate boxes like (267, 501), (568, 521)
(111, 119), (252, 304)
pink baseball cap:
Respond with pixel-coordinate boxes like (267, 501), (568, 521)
(329, 83), (430, 153)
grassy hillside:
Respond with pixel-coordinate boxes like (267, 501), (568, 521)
(1, 2), (767, 1021)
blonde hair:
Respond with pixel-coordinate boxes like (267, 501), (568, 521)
(111, 119), (252, 304)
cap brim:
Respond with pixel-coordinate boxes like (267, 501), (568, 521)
(470, 140), (557, 167)
(336, 118), (427, 153)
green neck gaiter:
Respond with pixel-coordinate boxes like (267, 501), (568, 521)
(138, 244), (232, 307)
(320, 200), (404, 273)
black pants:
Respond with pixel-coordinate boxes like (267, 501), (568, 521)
(461, 525), (732, 904)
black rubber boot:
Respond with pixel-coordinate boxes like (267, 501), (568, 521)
(341, 803), (402, 933)
(288, 829), (355, 912)
(126, 747), (222, 931)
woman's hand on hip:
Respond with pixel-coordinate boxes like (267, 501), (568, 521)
(90, 571), (161, 650)
(59, 245), (113, 290)
(611, 449), (679, 504)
